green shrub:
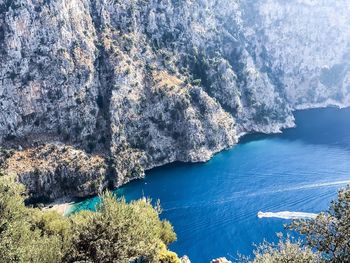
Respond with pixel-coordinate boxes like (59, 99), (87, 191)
(65, 193), (177, 263)
(289, 185), (350, 262)
(0, 175), (177, 263)
(158, 249), (181, 263)
(0, 176), (64, 263)
(242, 236), (320, 263)
(246, 185), (350, 263)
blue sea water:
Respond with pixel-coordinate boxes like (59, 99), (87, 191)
(71, 107), (350, 262)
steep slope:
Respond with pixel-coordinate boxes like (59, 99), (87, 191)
(1, 0), (349, 201)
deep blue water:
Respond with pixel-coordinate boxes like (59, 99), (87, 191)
(71, 107), (350, 262)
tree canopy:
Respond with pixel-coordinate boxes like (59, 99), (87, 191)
(247, 236), (321, 263)
(3, 170), (350, 263)
(0, 175), (178, 263)
(289, 185), (350, 262)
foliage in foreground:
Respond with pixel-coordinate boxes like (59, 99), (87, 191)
(3, 171), (350, 263)
(244, 185), (350, 263)
(289, 185), (350, 262)
(240, 236), (321, 263)
(0, 175), (178, 263)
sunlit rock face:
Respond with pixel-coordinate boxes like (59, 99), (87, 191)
(0, 0), (349, 200)
(243, 0), (350, 109)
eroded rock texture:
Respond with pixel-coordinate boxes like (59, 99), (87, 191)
(1, 0), (349, 200)
(1, 144), (107, 200)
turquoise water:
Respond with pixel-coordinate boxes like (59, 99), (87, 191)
(71, 107), (350, 262)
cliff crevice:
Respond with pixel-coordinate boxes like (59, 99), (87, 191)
(1, 0), (350, 201)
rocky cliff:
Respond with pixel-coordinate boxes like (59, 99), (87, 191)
(1, 0), (350, 201)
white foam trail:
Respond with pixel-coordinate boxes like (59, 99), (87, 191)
(290, 180), (350, 191)
(255, 180), (350, 196)
(258, 211), (318, 220)
(163, 181), (350, 212)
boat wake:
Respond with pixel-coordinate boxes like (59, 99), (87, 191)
(164, 180), (350, 212)
(258, 211), (318, 220)
(285, 180), (350, 191)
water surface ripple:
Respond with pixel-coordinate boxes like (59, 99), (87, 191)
(72, 107), (350, 262)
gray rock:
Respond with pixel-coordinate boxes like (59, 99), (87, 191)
(1, 144), (108, 201)
(211, 257), (232, 263)
(1, 0), (349, 200)
(180, 255), (191, 263)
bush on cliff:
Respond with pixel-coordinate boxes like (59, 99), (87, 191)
(0, 175), (178, 263)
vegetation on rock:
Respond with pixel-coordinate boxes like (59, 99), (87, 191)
(1, 144), (108, 201)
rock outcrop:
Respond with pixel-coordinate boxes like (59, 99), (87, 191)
(1, 0), (350, 201)
(211, 257), (232, 263)
(180, 255), (191, 263)
(1, 144), (107, 201)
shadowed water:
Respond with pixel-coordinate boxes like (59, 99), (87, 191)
(71, 107), (350, 262)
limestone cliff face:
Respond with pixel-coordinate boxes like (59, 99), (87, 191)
(1, 0), (349, 201)
(1, 144), (107, 200)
